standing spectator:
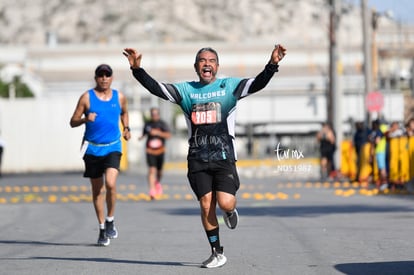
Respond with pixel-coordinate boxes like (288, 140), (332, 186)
(386, 121), (404, 138)
(385, 121), (404, 189)
(405, 118), (414, 192)
(316, 122), (336, 180)
(139, 107), (171, 200)
(405, 118), (414, 136)
(368, 119), (388, 190)
(123, 44), (286, 268)
(353, 121), (368, 179)
(70, 64), (131, 246)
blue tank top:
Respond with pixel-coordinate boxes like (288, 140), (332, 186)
(84, 89), (122, 156)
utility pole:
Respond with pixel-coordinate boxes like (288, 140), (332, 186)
(329, 0), (342, 172)
(328, 0), (335, 126)
(361, 0), (372, 127)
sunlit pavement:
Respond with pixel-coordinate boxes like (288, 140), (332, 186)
(2, 161), (414, 275)
(1, 158), (413, 204)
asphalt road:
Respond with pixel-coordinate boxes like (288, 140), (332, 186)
(1, 169), (414, 275)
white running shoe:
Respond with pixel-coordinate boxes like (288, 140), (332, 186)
(223, 209), (239, 229)
(201, 247), (227, 268)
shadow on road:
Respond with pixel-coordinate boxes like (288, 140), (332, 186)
(0, 240), (93, 247)
(335, 261), (414, 275)
(9, 256), (200, 267)
(163, 204), (414, 218)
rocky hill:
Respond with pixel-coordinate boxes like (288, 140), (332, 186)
(0, 0), (363, 46)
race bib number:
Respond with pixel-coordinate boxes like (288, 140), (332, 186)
(191, 102), (222, 125)
(148, 138), (163, 149)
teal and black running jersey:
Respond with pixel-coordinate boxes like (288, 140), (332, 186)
(132, 63), (279, 162)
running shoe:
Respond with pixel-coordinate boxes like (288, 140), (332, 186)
(155, 181), (163, 195)
(105, 220), (118, 239)
(97, 229), (110, 246)
(201, 247), (227, 268)
(149, 188), (156, 200)
(223, 208), (239, 229)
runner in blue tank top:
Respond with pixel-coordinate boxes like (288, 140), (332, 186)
(70, 64), (131, 247)
(124, 45), (286, 268)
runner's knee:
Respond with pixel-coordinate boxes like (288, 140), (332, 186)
(217, 192), (236, 212)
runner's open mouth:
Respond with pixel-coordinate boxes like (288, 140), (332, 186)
(202, 67), (212, 77)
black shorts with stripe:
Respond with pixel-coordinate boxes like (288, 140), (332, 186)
(187, 159), (240, 200)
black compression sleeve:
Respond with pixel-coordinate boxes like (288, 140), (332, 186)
(131, 68), (169, 100)
(248, 63), (279, 93)
(131, 68), (182, 103)
(234, 63), (279, 99)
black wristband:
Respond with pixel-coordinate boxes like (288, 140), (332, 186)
(124, 126), (131, 132)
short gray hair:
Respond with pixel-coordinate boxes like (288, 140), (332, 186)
(194, 47), (219, 64)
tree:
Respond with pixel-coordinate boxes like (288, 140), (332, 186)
(0, 76), (34, 98)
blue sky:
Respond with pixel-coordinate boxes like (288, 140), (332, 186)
(348, 0), (414, 24)
(367, 0), (414, 24)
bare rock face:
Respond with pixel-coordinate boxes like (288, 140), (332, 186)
(0, 0), (361, 46)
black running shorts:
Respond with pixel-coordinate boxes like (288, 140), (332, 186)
(146, 153), (165, 170)
(187, 160), (240, 200)
(83, 151), (122, 179)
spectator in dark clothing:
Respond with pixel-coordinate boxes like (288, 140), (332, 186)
(353, 121), (368, 178)
(316, 122), (336, 180)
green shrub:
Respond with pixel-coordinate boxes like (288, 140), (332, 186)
(0, 76), (34, 98)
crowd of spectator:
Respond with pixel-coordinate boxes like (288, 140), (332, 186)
(352, 117), (414, 191)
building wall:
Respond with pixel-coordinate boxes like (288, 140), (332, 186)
(0, 87), (403, 174)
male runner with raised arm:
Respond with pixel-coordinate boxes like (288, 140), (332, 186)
(123, 45), (286, 268)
